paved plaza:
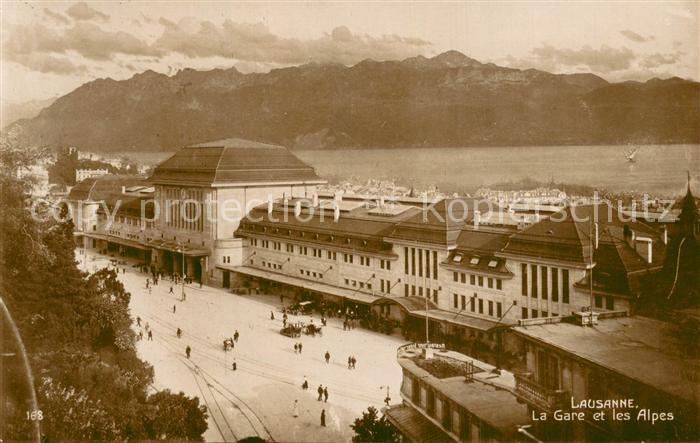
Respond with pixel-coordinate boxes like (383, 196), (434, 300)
(77, 250), (406, 442)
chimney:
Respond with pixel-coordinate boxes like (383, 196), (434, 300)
(661, 225), (668, 245)
(294, 201), (302, 217)
(121, 186), (126, 194)
(635, 237), (653, 264)
(333, 203), (340, 222)
(473, 210), (480, 229)
(267, 196), (273, 215)
(312, 193), (319, 207)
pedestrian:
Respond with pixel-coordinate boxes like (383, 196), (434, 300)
(232, 359), (237, 371)
(283, 318), (287, 327)
(317, 385), (323, 401)
(271, 311), (275, 320)
(343, 320), (347, 331)
(298, 342), (303, 354)
(348, 356), (352, 369)
(323, 386), (329, 403)
(136, 316), (141, 326)
(138, 331), (143, 341)
(169, 285), (174, 294)
(173, 304), (176, 314)
(185, 345), (191, 358)
(280, 294), (284, 304)
(320, 409), (326, 427)
(302, 376), (308, 390)
(146, 278), (150, 288)
(148, 330), (153, 341)
(145, 322), (150, 331)
(324, 351), (330, 364)
(234, 330), (239, 342)
(293, 400), (299, 418)
(177, 328), (182, 338)
(351, 356), (357, 369)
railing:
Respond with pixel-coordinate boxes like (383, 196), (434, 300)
(514, 373), (568, 412)
(517, 316), (563, 327)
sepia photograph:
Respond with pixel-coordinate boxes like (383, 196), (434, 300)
(0, 1), (698, 442)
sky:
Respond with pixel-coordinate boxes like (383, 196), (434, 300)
(1, 1), (698, 104)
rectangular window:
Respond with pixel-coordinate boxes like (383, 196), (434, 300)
(541, 266), (548, 299)
(411, 285), (416, 296)
(532, 309), (538, 318)
(433, 289), (438, 303)
(432, 251), (438, 280)
(522, 308), (528, 319)
(488, 300), (494, 316)
(461, 295), (466, 310)
(411, 248), (416, 275)
(387, 260), (391, 271)
(488, 278), (493, 289)
(418, 249), (423, 277)
(478, 299), (484, 314)
(497, 302), (502, 318)
(606, 296), (614, 310)
(542, 311), (548, 317)
(404, 284), (409, 297)
(551, 267), (559, 302)
(453, 272), (458, 282)
(478, 276), (484, 287)
(595, 295), (603, 308)
(562, 269), (570, 303)
(418, 287), (423, 297)
(531, 264), (538, 298)
(461, 273), (466, 284)
(470, 296), (475, 312)
(470, 274), (476, 285)
(521, 263), (528, 296)
(454, 293), (459, 309)
(404, 247), (409, 274)
(426, 250), (431, 279)
(496, 279), (502, 290)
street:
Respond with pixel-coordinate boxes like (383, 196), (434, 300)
(77, 250), (405, 442)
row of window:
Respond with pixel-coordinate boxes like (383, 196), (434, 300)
(262, 260), (282, 270)
(300, 268), (324, 279)
(404, 247), (438, 280)
(521, 308), (558, 319)
(162, 187), (206, 233)
(404, 284), (439, 303)
(452, 272), (503, 290)
(344, 278), (371, 290)
(453, 293), (503, 318)
(252, 238), (387, 266)
(378, 279), (392, 294)
(222, 256), (232, 264)
(521, 264), (569, 303)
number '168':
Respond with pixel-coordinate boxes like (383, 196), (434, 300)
(27, 410), (43, 421)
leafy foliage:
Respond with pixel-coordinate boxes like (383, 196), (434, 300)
(0, 135), (207, 441)
(350, 406), (398, 443)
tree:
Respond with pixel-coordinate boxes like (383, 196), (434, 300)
(1, 135), (207, 441)
(144, 390), (208, 441)
(350, 406), (398, 443)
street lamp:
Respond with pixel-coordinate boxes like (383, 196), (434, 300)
(176, 243), (185, 301)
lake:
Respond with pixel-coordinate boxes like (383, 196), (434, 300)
(295, 145), (700, 197)
(122, 144), (700, 197)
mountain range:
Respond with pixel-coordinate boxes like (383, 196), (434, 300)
(6, 51), (700, 151)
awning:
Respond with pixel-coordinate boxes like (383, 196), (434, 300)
(229, 265), (378, 305)
(384, 404), (453, 443)
(147, 239), (209, 256)
(418, 309), (511, 332)
(83, 233), (148, 250)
